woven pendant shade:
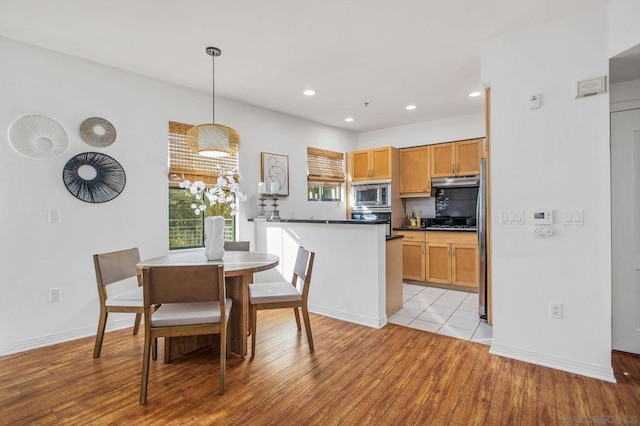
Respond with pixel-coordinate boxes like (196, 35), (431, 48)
(187, 46), (240, 158)
(186, 123), (240, 157)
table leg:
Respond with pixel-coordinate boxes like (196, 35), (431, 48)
(226, 274), (250, 357)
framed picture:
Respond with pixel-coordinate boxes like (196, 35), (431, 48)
(261, 152), (289, 196)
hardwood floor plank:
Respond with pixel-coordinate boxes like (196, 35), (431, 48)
(553, 369), (592, 424)
(449, 345), (501, 425)
(1, 311), (640, 424)
(483, 360), (526, 425)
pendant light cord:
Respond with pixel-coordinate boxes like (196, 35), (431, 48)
(211, 55), (216, 124)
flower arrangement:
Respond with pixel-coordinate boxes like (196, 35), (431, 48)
(179, 168), (247, 216)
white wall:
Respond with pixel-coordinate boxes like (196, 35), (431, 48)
(357, 112), (484, 149)
(0, 37), (356, 355)
(481, 5), (616, 381)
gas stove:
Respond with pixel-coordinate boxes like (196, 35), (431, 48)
(427, 224), (476, 229)
(424, 217), (476, 229)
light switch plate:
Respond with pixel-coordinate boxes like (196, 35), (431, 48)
(563, 209), (583, 226)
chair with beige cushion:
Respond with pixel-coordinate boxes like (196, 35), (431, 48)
(93, 247), (145, 358)
(249, 246), (315, 357)
(139, 264), (230, 405)
(224, 240), (250, 251)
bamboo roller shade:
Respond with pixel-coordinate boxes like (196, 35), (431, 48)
(307, 147), (345, 183)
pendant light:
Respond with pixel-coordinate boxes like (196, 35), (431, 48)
(186, 47), (240, 157)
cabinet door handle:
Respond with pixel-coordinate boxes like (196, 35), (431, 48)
(422, 245), (425, 255)
(448, 246), (451, 256)
(452, 163), (455, 174)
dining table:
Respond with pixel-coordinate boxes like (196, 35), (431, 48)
(137, 249), (279, 360)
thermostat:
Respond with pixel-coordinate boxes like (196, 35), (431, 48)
(532, 210), (553, 225)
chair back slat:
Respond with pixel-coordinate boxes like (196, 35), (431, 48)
(293, 247), (314, 297)
(224, 241), (250, 251)
(94, 248), (140, 287)
(143, 265), (225, 306)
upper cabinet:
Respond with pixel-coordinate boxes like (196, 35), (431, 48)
(399, 146), (431, 196)
(350, 147), (393, 181)
(431, 138), (482, 178)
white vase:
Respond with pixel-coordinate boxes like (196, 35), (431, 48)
(204, 216), (226, 260)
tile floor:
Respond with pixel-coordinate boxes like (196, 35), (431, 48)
(388, 283), (493, 345)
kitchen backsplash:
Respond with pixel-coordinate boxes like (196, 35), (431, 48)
(405, 197), (436, 218)
(434, 187), (478, 218)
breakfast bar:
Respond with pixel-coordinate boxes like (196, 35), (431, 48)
(252, 219), (402, 328)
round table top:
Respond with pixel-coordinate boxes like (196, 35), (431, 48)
(137, 249), (279, 277)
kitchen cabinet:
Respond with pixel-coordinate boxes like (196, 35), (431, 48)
(425, 231), (478, 288)
(394, 231), (426, 281)
(350, 147), (393, 181)
(394, 230), (478, 288)
(399, 146), (431, 196)
(431, 139), (482, 178)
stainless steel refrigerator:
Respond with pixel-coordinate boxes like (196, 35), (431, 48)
(477, 158), (488, 319)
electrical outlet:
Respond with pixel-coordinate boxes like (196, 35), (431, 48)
(550, 303), (562, 319)
(49, 288), (61, 303)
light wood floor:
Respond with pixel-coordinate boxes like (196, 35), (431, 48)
(1, 310), (639, 425)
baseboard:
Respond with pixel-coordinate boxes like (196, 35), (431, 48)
(0, 318), (134, 357)
(309, 303), (387, 329)
(490, 342), (616, 383)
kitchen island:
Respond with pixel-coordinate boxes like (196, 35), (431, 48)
(252, 219), (402, 328)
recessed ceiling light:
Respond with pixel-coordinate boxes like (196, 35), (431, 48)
(344, 117), (354, 122)
(468, 91), (482, 97)
(405, 105), (417, 110)
(303, 89), (316, 96)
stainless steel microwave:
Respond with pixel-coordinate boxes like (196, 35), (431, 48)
(350, 182), (391, 210)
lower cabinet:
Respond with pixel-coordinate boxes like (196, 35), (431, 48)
(395, 230), (478, 288)
(402, 241), (425, 281)
(426, 242), (478, 287)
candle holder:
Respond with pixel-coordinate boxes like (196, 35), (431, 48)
(270, 193), (281, 220)
(257, 194), (268, 219)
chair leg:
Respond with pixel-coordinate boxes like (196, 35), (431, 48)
(301, 305), (314, 351)
(152, 337), (157, 361)
(220, 326), (226, 395)
(93, 310), (108, 358)
(251, 304), (257, 357)
(140, 333), (152, 404)
(133, 313), (142, 335)
(293, 307), (301, 330)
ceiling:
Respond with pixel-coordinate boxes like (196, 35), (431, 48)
(0, 0), (610, 132)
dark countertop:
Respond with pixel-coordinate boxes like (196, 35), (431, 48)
(249, 218), (388, 225)
(394, 226), (477, 233)
(249, 218), (401, 240)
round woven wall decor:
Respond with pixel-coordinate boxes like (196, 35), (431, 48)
(62, 152), (126, 203)
(8, 114), (69, 159)
(79, 117), (116, 147)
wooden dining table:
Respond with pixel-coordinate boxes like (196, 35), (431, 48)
(137, 249), (279, 359)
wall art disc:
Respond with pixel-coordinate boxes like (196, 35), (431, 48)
(62, 152), (126, 203)
(79, 117), (116, 147)
(8, 114), (69, 159)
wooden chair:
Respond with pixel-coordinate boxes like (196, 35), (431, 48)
(93, 247), (145, 358)
(249, 246), (315, 357)
(224, 240), (250, 251)
(139, 264), (230, 405)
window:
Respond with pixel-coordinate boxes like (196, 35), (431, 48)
(307, 147), (345, 201)
(168, 121), (238, 249)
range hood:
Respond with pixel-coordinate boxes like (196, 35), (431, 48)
(431, 175), (480, 188)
